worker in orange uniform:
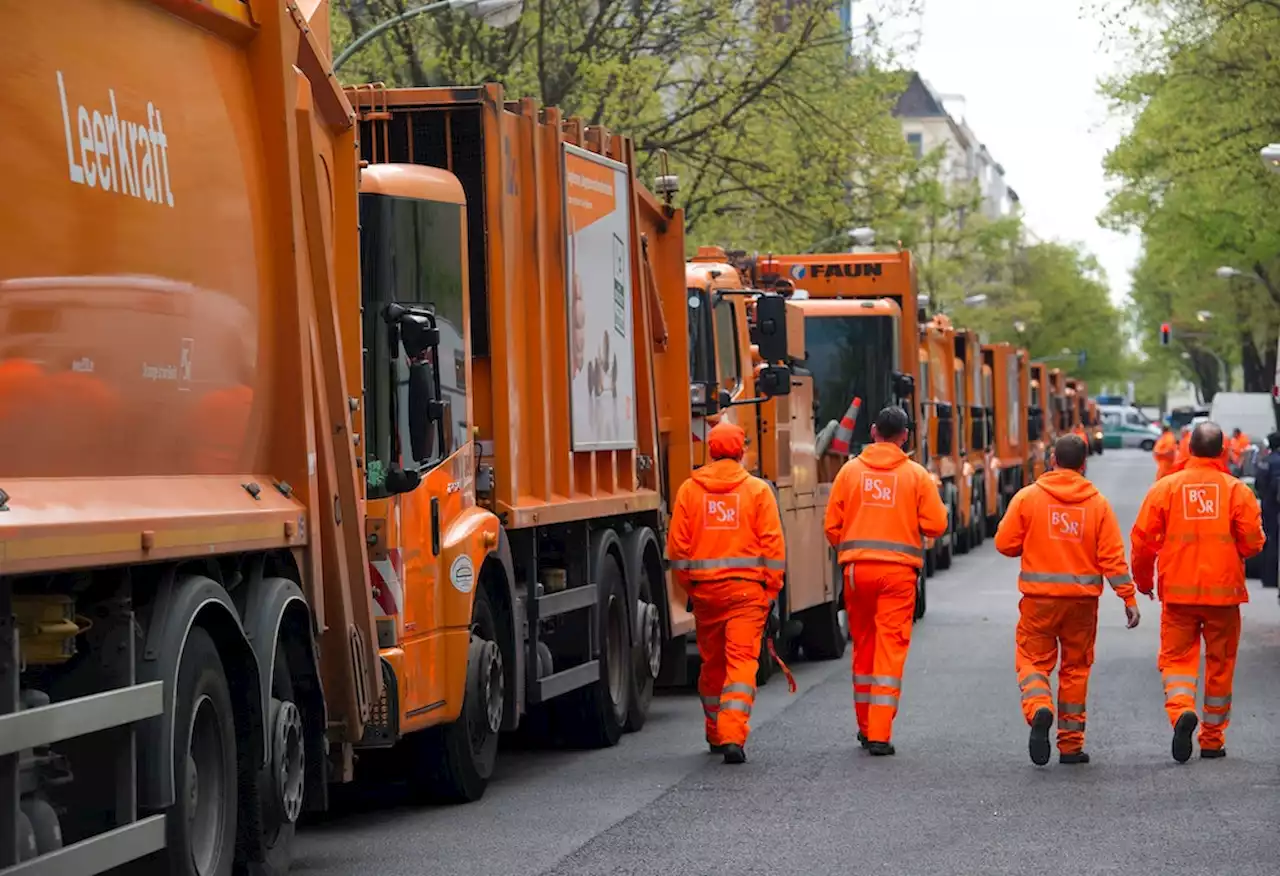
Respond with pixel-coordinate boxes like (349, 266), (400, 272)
(995, 435), (1140, 766)
(824, 406), (948, 756)
(1228, 428), (1251, 472)
(667, 420), (786, 765)
(1130, 422), (1266, 763)
(1174, 425), (1192, 469)
(1152, 424), (1177, 480)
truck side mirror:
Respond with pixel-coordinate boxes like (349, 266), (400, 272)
(757, 365), (792, 398)
(692, 381), (721, 416)
(384, 303), (445, 486)
(753, 294), (789, 363)
(718, 388), (733, 410)
(935, 402), (954, 456)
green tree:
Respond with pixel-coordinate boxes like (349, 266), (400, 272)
(1098, 0), (1280, 399)
(333, 0), (923, 252)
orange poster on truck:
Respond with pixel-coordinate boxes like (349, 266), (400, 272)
(563, 143), (636, 451)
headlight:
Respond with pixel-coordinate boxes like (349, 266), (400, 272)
(1094, 430), (1103, 440)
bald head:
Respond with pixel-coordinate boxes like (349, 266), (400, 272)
(1190, 422), (1224, 458)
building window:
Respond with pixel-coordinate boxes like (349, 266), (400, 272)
(906, 132), (923, 159)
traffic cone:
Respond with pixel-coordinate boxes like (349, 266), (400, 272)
(828, 397), (863, 457)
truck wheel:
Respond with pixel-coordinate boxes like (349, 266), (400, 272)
(624, 548), (662, 733)
(798, 594), (846, 660)
(248, 643), (304, 875)
(955, 500), (971, 555)
(913, 567), (927, 621)
(167, 627), (237, 876)
(936, 503), (954, 571)
(571, 556), (630, 748)
(417, 586), (503, 802)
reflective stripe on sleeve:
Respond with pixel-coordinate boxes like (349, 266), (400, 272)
(1108, 574), (1133, 586)
(837, 539), (924, 558)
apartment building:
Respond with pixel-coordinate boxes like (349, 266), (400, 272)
(894, 71), (1019, 220)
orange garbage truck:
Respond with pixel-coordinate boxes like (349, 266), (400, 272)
(954, 326), (995, 549)
(982, 343), (1031, 529)
(919, 315), (966, 569)
(0, 3), (744, 873)
(745, 251), (942, 618)
(685, 250), (845, 666)
(1028, 361), (1052, 477)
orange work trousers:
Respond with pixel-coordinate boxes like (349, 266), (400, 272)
(692, 579), (770, 747)
(1159, 604), (1241, 750)
(843, 561), (917, 743)
(1015, 596), (1098, 755)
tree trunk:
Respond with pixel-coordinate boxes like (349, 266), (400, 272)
(1187, 348), (1221, 402)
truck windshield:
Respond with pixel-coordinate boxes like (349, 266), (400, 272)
(360, 193), (468, 497)
(804, 314), (898, 451)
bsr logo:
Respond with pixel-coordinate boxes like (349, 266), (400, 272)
(1048, 505), (1085, 542)
(705, 495), (741, 530)
(1051, 510), (1081, 537)
(1183, 484), (1219, 519)
(862, 473), (896, 506)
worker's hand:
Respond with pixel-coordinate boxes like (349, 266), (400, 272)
(1124, 603), (1141, 629)
(1135, 580), (1155, 600)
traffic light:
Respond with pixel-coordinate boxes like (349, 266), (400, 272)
(1160, 322), (1171, 346)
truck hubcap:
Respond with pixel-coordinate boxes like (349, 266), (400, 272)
(638, 600), (662, 679)
(270, 699), (305, 825)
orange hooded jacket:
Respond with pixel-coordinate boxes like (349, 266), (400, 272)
(667, 459), (786, 596)
(824, 442), (949, 570)
(994, 469), (1136, 604)
(1130, 457), (1265, 605)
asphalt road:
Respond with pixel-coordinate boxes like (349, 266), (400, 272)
(296, 450), (1280, 876)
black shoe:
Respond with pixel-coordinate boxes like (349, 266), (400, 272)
(867, 741), (896, 756)
(1059, 752), (1091, 765)
(708, 743), (727, 755)
(857, 731), (869, 749)
(1200, 747), (1226, 759)
(1029, 708), (1053, 766)
(722, 744), (747, 764)
(1172, 711), (1198, 764)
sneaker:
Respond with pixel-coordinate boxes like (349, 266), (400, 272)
(1172, 711), (1198, 764)
(867, 741), (896, 756)
(1029, 708), (1053, 766)
(1059, 752), (1091, 765)
(1200, 747), (1226, 759)
(722, 744), (747, 765)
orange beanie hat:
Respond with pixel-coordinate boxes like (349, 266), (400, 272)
(708, 421), (746, 460)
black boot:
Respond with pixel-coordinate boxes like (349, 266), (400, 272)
(1172, 711), (1198, 764)
(722, 743), (747, 764)
(867, 741), (896, 756)
(708, 743), (727, 755)
(1200, 747), (1226, 759)
(1029, 708), (1053, 766)
(1059, 752), (1091, 765)
(857, 731), (869, 749)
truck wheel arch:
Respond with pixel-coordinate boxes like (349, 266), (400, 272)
(485, 527), (523, 732)
(136, 571), (264, 812)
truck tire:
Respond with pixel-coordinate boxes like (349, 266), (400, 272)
(936, 497), (954, 571)
(570, 556), (629, 748)
(247, 642), (304, 876)
(416, 585), (503, 802)
(955, 498), (971, 555)
(165, 627), (237, 876)
(624, 538), (662, 733)
(913, 566), (927, 621)
(798, 594), (846, 660)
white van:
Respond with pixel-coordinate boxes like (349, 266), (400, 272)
(1208, 392), (1277, 443)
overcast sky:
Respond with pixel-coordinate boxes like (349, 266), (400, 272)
(902, 0), (1141, 306)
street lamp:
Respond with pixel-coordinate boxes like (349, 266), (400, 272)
(334, 0), (523, 72)
(1013, 320), (1026, 334)
(1261, 144), (1280, 175)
